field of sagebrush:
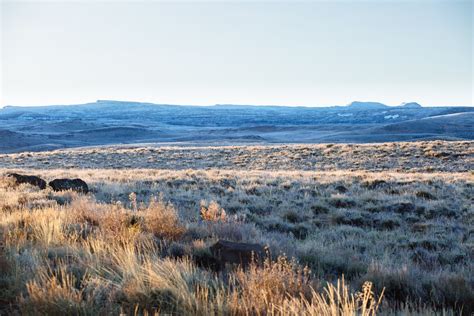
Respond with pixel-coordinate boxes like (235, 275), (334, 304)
(0, 141), (472, 172)
(0, 141), (473, 315)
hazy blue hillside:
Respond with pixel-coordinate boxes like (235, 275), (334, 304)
(0, 100), (472, 152)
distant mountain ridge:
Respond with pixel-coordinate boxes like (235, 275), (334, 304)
(0, 100), (472, 153)
(346, 101), (424, 110)
(2, 100), (425, 110)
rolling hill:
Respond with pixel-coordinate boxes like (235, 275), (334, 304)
(0, 100), (472, 152)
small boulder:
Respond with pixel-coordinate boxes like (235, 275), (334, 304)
(210, 240), (266, 269)
(49, 178), (89, 193)
(7, 173), (46, 190)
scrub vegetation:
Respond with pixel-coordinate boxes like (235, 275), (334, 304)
(0, 141), (472, 315)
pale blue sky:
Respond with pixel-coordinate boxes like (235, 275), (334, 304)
(1, 0), (472, 107)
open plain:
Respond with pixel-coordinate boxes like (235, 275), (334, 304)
(3, 0), (473, 314)
(0, 140), (473, 315)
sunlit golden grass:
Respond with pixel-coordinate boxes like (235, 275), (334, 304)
(1, 192), (385, 315)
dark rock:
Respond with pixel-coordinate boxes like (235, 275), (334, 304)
(49, 178), (89, 193)
(7, 173), (46, 189)
(210, 240), (266, 269)
(193, 251), (222, 271)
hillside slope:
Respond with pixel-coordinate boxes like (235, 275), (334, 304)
(375, 112), (474, 138)
(1, 101), (473, 152)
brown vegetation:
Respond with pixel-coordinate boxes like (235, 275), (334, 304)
(0, 141), (472, 314)
(0, 140), (472, 172)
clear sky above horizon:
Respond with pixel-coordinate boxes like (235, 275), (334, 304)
(1, 0), (472, 107)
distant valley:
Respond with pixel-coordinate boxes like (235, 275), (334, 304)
(0, 100), (473, 153)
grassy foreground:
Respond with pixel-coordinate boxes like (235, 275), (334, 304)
(0, 143), (472, 315)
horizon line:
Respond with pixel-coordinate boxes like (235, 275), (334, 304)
(1, 99), (473, 109)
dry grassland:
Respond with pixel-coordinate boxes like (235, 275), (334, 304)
(0, 141), (473, 315)
(0, 141), (472, 172)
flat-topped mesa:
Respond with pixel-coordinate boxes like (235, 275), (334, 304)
(346, 101), (388, 110)
(96, 100), (154, 106)
(399, 102), (422, 108)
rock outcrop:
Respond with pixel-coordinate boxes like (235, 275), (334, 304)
(210, 240), (266, 269)
(7, 173), (47, 190)
(49, 178), (89, 193)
